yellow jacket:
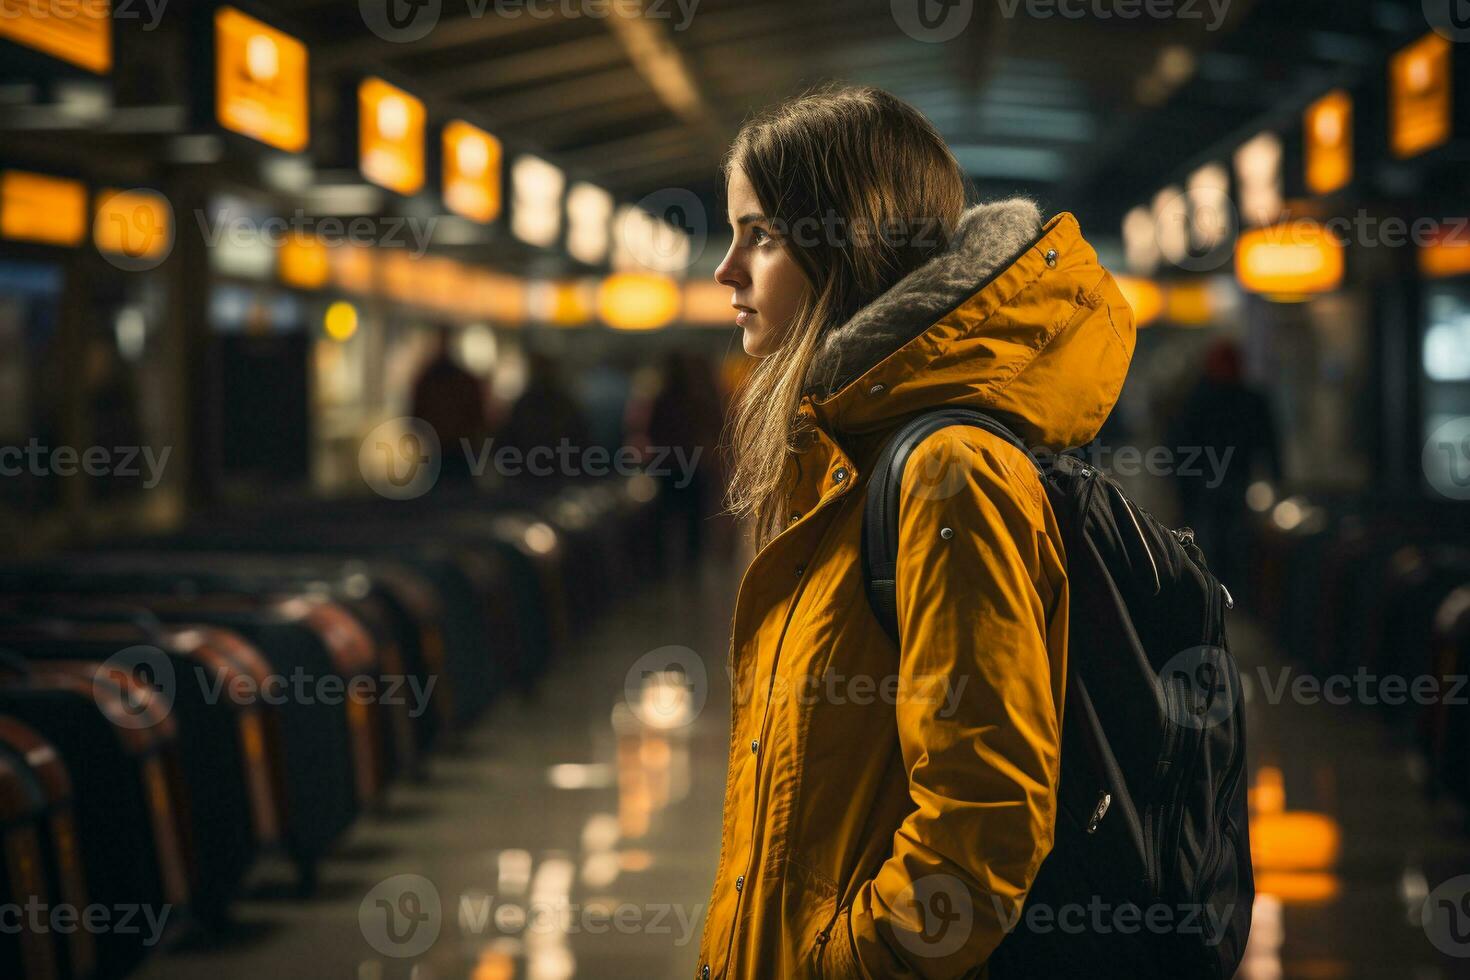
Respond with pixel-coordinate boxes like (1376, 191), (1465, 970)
(696, 202), (1136, 979)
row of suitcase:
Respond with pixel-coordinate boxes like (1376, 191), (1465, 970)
(0, 477), (664, 979)
(1248, 494), (1470, 822)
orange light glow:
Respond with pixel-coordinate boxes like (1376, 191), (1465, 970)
(216, 7), (308, 153)
(1305, 89), (1353, 195)
(329, 242), (376, 294)
(417, 257), (469, 312)
(1253, 871), (1342, 905)
(1112, 275), (1164, 328)
(598, 272), (680, 331)
(359, 77), (426, 195)
(1391, 33), (1453, 159)
(443, 120), (502, 223)
(682, 280), (736, 326)
(1, 171), (87, 246)
(531, 279), (595, 327)
(1250, 765), (1286, 816)
(94, 189), (171, 260)
(1419, 223), (1470, 279)
(278, 233), (329, 289)
(1235, 222), (1344, 297)
(0, 0), (111, 74)
(380, 250), (419, 304)
(1164, 281), (1215, 325)
(471, 270), (527, 324)
(1250, 811), (1341, 871)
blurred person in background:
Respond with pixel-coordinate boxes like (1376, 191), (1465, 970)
(410, 325), (490, 486)
(1166, 338), (1282, 588)
(495, 350), (593, 475)
(699, 84), (1134, 978)
(644, 350), (724, 574)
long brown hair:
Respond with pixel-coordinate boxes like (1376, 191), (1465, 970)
(721, 84), (967, 550)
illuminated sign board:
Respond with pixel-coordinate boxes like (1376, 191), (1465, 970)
(1, 171), (86, 246)
(613, 204), (691, 274)
(94, 188), (172, 262)
(511, 155), (565, 248)
(216, 6), (309, 153)
(1235, 223), (1343, 297)
(1420, 223), (1470, 280)
(0, 0), (111, 74)
(278, 233), (329, 289)
(567, 182), (613, 266)
(1122, 206), (1159, 275)
(598, 272), (680, 331)
(1234, 132), (1283, 227)
(360, 77), (425, 195)
(443, 121), (502, 223)
(1304, 90), (1352, 195)
(1391, 32), (1453, 159)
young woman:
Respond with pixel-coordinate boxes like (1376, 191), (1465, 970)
(697, 85), (1136, 978)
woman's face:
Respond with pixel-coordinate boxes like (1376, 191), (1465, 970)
(715, 167), (810, 358)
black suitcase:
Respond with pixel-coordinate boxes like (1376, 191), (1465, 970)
(0, 660), (191, 979)
(0, 716), (97, 979)
(0, 574), (370, 894)
(0, 618), (271, 926)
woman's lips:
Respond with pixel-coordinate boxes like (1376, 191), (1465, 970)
(735, 309), (752, 327)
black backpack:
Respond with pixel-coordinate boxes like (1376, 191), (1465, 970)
(861, 407), (1253, 979)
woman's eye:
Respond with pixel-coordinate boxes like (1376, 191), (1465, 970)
(750, 227), (771, 246)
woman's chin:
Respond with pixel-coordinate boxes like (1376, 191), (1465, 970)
(741, 328), (768, 357)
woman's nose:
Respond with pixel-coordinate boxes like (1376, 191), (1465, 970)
(714, 245), (747, 289)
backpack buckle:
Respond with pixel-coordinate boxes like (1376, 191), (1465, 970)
(1086, 791), (1111, 834)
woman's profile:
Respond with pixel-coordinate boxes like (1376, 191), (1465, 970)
(698, 84), (1136, 978)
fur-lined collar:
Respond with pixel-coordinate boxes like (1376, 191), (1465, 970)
(803, 198), (1045, 399)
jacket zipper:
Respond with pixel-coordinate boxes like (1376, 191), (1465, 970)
(718, 482), (853, 977)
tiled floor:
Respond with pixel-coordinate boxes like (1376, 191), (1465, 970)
(136, 551), (1470, 979)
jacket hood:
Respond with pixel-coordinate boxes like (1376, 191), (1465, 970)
(801, 199), (1136, 451)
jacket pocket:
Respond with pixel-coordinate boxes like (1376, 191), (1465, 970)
(817, 904), (862, 979)
(786, 858), (840, 976)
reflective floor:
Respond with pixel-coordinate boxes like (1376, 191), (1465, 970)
(136, 553), (1470, 980)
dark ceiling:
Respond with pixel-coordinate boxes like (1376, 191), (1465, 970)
(281, 0), (1438, 236)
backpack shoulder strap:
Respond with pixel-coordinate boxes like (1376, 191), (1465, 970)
(861, 408), (1041, 645)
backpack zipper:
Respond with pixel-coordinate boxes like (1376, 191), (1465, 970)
(1189, 709), (1247, 913)
(1108, 481), (1161, 596)
(1086, 791), (1112, 834)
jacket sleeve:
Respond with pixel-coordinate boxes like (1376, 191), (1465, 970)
(824, 425), (1066, 979)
